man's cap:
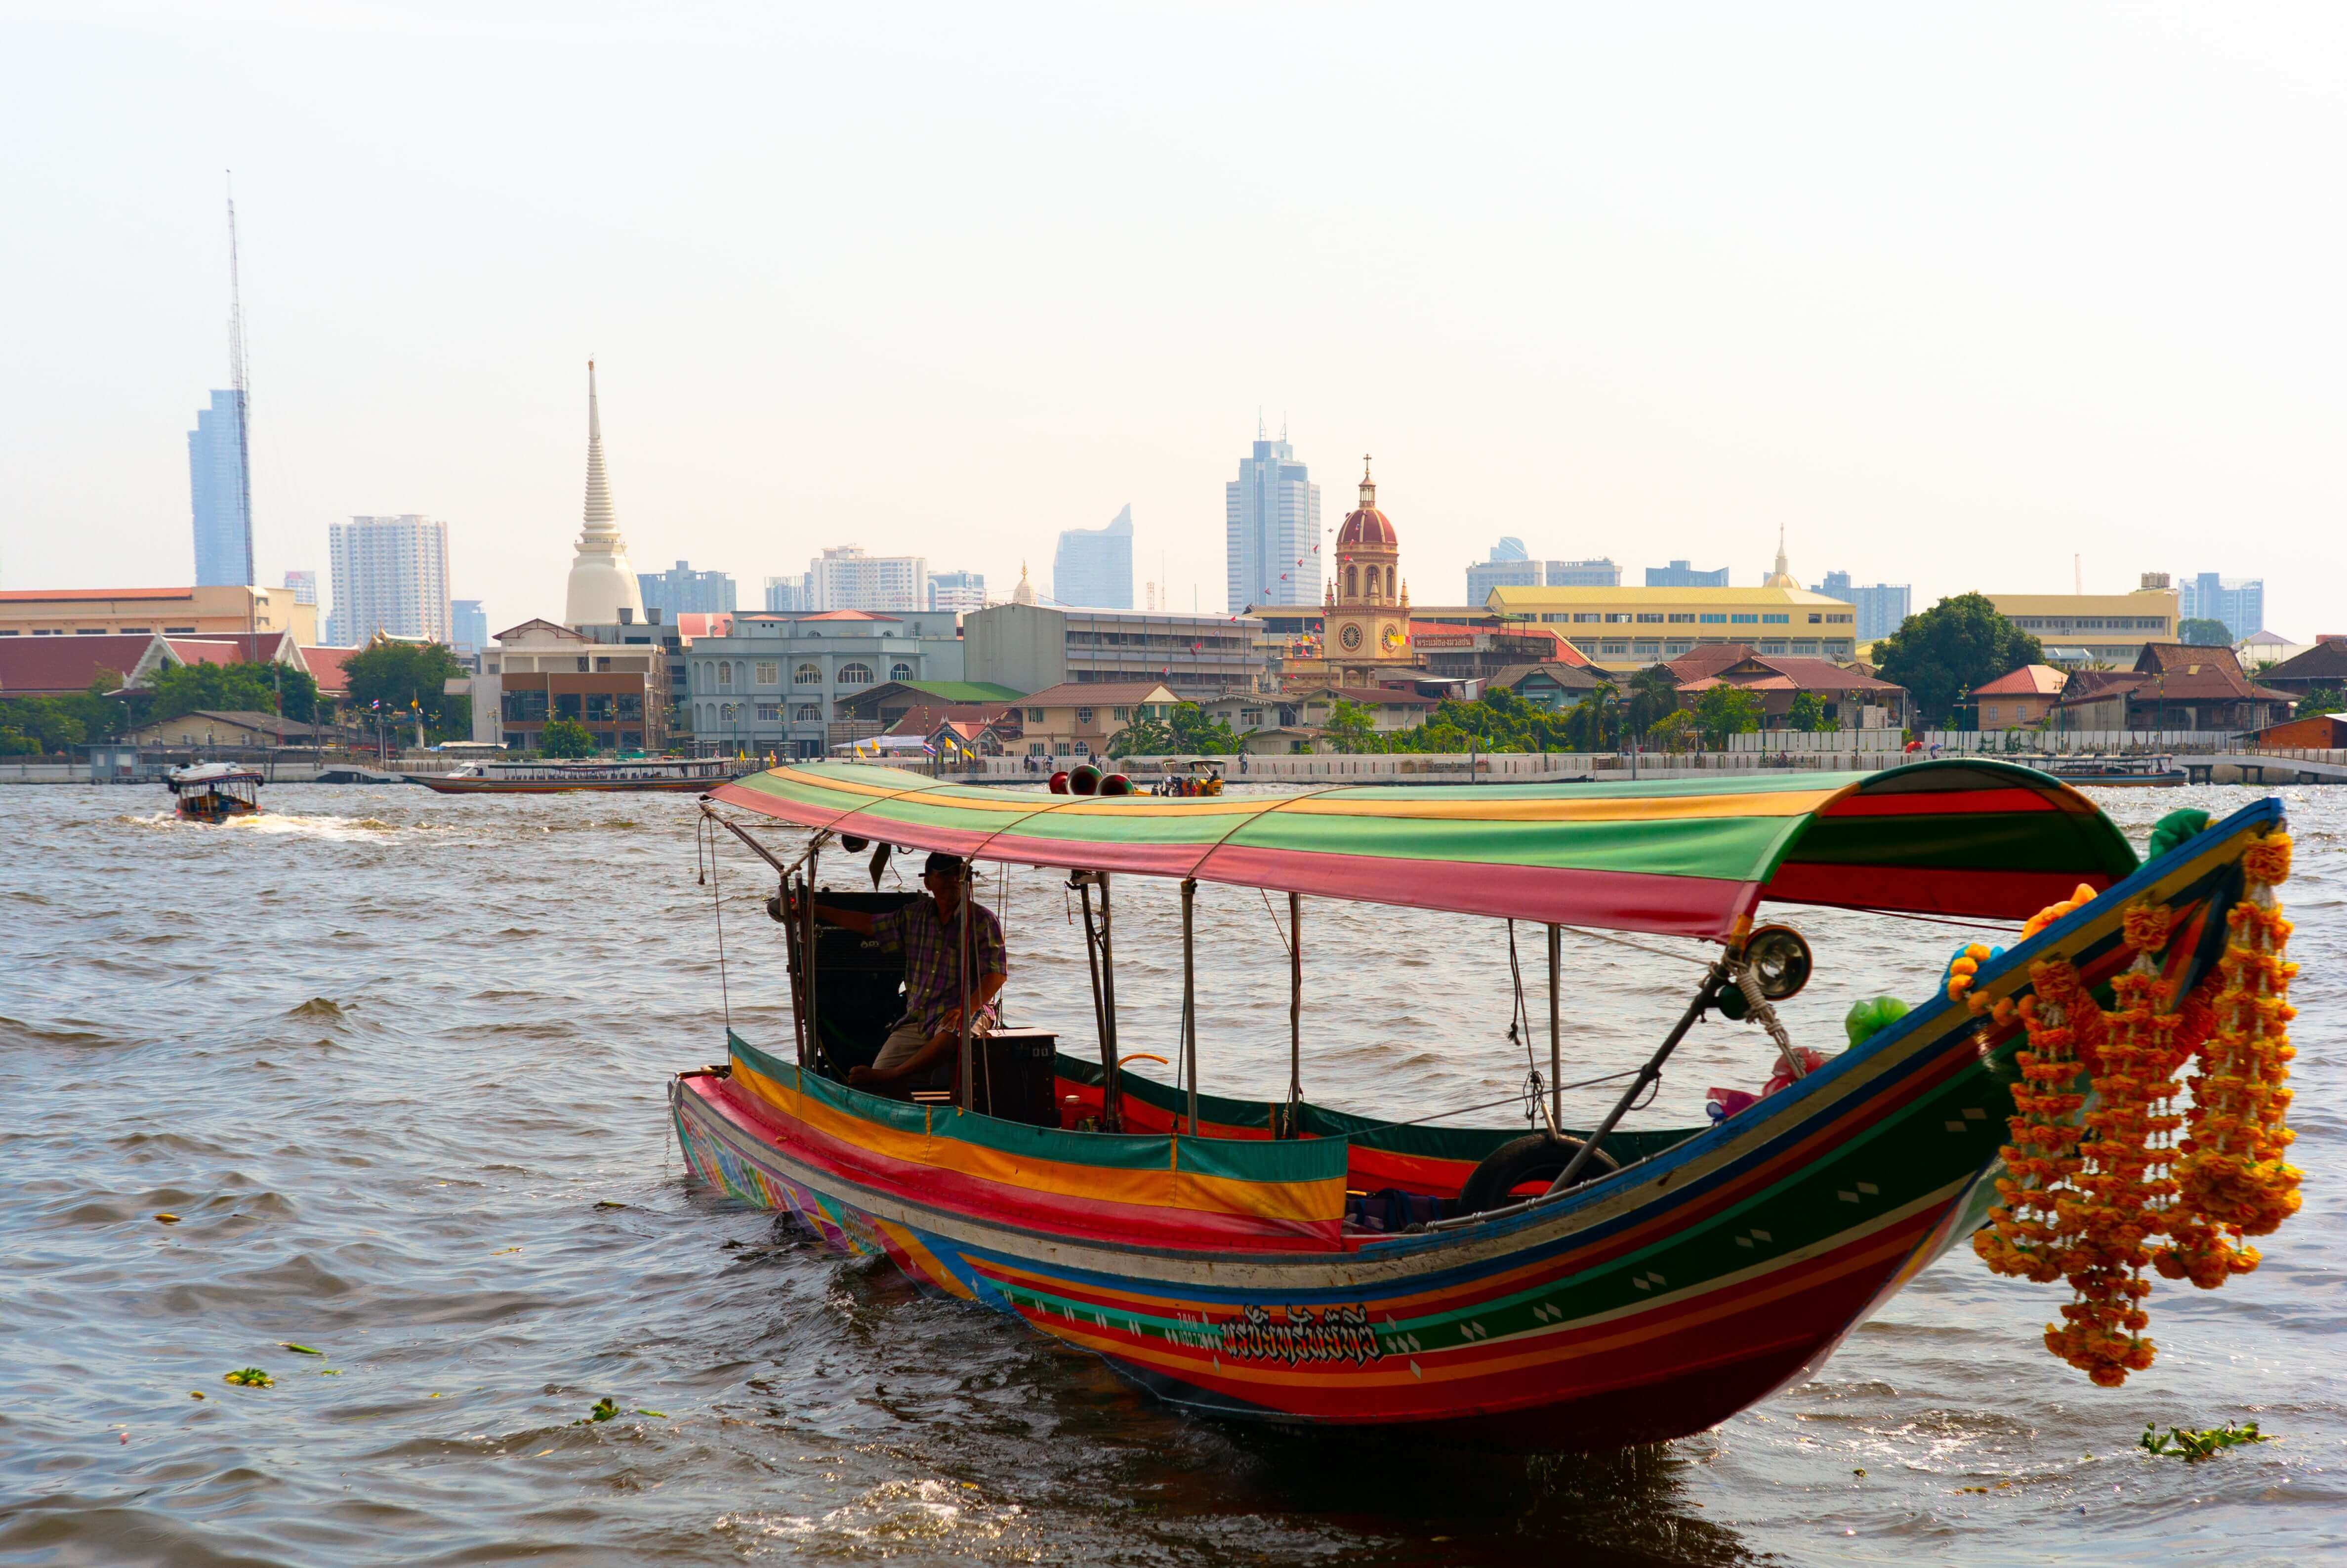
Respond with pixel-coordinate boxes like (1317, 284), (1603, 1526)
(922, 852), (967, 878)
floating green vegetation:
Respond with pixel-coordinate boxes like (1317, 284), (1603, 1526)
(222, 1368), (273, 1388)
(580, 1397), (618, 1424)
(281, 1343), (323, 1356)
(2140, 1421), (2268, 1462)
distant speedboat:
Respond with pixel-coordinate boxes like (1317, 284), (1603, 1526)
(2037, 754), (2187, 787)
(406, 757), (750, 794)
(166, 762), (265, 823)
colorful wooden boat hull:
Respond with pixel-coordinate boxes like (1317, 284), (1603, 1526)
(671, 798), (2279, 1440)
(408, 774), (722, 794)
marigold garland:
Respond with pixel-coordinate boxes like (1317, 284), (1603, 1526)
(1972, 831), (2298, 1386)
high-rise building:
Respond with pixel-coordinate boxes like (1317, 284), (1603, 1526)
(2178, 573), (2266, 643)
(188, 390), (253, 586)
(1545, 558), (1621, 587)
(928, 570), (987, 614)
(763, 574), (813, 613)
(637, 559), (736, 616)
(1225, 426), (1320, 612)
(1466, 538), (1541, 605)
(1053, 504), (1135, 609)
(810, 545), (926, 612)
(1647, 560), (1729, 588)
(564, 361), (645, 628)
(451, 598), (488, 658)
(1818, 571), (1913, 643)
(328, 515), (452, 646)
(282, 570), (318, 606)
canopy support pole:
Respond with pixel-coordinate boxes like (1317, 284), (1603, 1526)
(1072, 871), (1123, 1131)
(1286, 892), (1304, 1135)
(1181, 876), (1199, 1135)
(804, 841), (822, 1071)
(958, 860), (976, 1113)
(1548, 957), (1730, 1194)
(1547, 922), (1562, 1133)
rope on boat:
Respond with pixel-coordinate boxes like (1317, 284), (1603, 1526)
(1378, 1067), (1642, 1130)
(705, 813), (734, 1036)
(1503, 921), (1551, 1133)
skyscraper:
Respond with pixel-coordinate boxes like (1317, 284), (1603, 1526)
(1465, 539), (1540, 604)
(1546, 558), (1622, 587)
(1647, 560), (1729, 588)
(189, 390), (253, 586)
(1225, 426), (1320, 611)
(810, 545), (926, 612)
(329, 515), (452, 646)
(1053, 504), (1134, 608)
(2178, 573), (2265, 642)
(637, 560), (737, 616)
(451, 599), (488, 659)
(282, 570), (318, 606)
(763, 574), (812, 612)
(1818, 570), (1913, 642)
(928, 570), (987, 613)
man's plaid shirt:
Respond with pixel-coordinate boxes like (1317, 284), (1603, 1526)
(871, 897), (1007, 1035)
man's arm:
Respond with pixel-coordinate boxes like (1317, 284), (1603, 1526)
(793, 889), (877, 936)
(849, 967), (1008, 1087)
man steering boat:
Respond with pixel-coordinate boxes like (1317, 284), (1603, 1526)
(800, 852), (1007, 1097)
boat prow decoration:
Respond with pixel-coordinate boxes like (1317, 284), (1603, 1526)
(674, 761), (2299, 1440)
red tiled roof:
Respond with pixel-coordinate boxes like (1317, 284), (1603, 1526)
(1665, 644), (1757, 680)
(299, 646), (359, 696)
(797, 610), (898, 621)
(671, 613), (734, 637)
(2258, 636), (2347, 685)
(1973, 663), (2067, 698)
(0, 633), (165, 695)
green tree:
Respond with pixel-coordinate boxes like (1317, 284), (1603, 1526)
(1872, 592), (2044, 728)
(1646, 709), (1698, 754)
(343, 641), (469, 741)
(1788, 691), (1830, 732)
(1625, 663), (1683, 734)
(1322, 698), (1378, 753)
(538, 717), (597, 758)
(140, 660), (320, 725)
(1691, 684), (1764, 748)
(1166, 701), (1239, 754)
(2298, 684), (2347, 719)
(1107, 713), (1173, 758)
(2179, 618), (2233, 647)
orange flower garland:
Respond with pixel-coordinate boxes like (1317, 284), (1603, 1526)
(1974, 831), (2298, 1385)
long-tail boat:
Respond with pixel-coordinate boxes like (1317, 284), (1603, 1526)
(672, 760), (2299, 1442)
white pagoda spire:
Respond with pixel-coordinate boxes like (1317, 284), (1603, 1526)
(565, 359), (646, 627)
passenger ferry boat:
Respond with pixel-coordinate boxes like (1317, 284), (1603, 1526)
(2037, 754), (2187, 787)
(408, 757), (749, 794)
(672, 761), (2299, 1444)
(165, 762), (264, 823)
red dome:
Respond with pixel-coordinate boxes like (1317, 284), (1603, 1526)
(1337, 507), (1396, 551)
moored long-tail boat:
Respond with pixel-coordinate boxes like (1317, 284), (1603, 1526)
(672, 761), (2298, 1442)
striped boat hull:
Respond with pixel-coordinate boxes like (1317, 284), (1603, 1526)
(671, 798), (2279, 1439)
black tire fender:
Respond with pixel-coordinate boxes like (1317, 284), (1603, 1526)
(1455, 1133), (1619, 1215)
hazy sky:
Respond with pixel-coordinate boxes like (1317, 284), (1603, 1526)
(4, 2), (2343, 637)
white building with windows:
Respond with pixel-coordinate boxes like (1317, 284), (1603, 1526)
(681, 608), (964, 757)
(328, 513), (452, 646)
(810, 545), (927, 613)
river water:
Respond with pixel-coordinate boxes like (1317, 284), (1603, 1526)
(0, 781), (2338, 1567)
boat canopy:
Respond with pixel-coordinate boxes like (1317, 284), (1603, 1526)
(709, 759), (2139, 939)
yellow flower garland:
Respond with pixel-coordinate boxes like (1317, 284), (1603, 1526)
(1973, 830), (2298, 1385)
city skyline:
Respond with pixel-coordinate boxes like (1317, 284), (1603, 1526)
(6, 8), (2344, 640)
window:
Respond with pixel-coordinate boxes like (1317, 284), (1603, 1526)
(1605, 613), (1632, 624)
(1826, 613), (1853, 623)
(718, 662), (733, 688)
(1808, 614), (1822, 624)
(1761, 614), (1789, 624)
(1667, 613), (1695, 623)
(794, 663), (822, 685)
(1700, 613), (1728, 624)
(595, 657), (612, 672)
(754, 661), (779, 686)
(1573, 613), (1601, 623)
(1984, 703), (2000, 723)
(1635, 613), (1664, 624)
(1073, 742), (1090, 757)
(1028, 742), (1047, 756)
(554, 693), (583, 718)
(165, 625), (196, 634)
(890, 662), (913, 681)
(584, 693), (615, 722)
(501, 690), (548, 722)
(1026, 708), (1044, 722)
(793, 703), (821, 722)
(1112, 707), (1130, 720)
(576, 657), (591, 673)
(720, 703), (736, 722)
(836, 662), (874, 686)
(618, 693), (643, 719)
(1075, 707), (1093, 725)
(756, 702), (781, 722)
(1730, 614), (1758, 624)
